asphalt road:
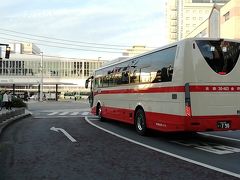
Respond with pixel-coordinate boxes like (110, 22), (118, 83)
(0, 101), (239, 180)
(87, 116), (240, 177)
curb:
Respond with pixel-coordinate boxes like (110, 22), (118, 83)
(0, 110), (32, 136)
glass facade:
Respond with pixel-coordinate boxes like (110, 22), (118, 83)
(0, 54), (105, 96)
(0, 56), (103, 78)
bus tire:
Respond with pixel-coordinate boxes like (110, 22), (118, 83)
(97, 104), (104, 121)
(135, 108), (147, 136)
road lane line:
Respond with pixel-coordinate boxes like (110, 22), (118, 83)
(85, 117), (240, 179)
(199, 132), (240, 142)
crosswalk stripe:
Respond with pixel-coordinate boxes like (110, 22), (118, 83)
(48, 112), (59, 116)
(81, 112), (89, 116)
(70, 112), (79, 116)
(45, 111), (92, 116)
(59, 112), (69, 115)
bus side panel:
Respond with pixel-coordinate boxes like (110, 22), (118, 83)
(93, 92), (136, 124)
(93, 86), (187, 130)
(102, 106), (134, 124)
(145, 112), (186, 132)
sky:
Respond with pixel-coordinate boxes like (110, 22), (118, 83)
(0, 0), (168, 60)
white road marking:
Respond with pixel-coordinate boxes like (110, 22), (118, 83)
(58, 112), (69, 116)
(85, 117), (240, 179)
(46, 111), (91, 116)
(50, 127), (77, 142)
(171, 141), (240, 155)
(81, 112), (89, 116)
(70, 112), (79, 116)
(48, 112), (59, 116)
(199, 132), (240, 142)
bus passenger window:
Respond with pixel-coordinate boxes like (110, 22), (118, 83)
(121, 72), (129, 84)
(161, 67), (169, 82)
(130, 70), (140, 83)
(167, 65), (173, 80)
(95, 78), (101, 87)
(152, 70), (161, 83)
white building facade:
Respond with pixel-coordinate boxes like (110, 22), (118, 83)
(166, 0), (230, 43)
(0, 43), (105, 98)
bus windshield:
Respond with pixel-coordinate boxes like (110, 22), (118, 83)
(196, 40), (240, 75)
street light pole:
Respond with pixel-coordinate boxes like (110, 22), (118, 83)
(98, 57), (101, 68)
(40, 52), (43, 101)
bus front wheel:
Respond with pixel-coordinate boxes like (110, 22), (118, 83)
(97, 104), (104, 121)
(135, 108), (147, 136)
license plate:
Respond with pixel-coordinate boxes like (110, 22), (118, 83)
(217, 121), (231, 129)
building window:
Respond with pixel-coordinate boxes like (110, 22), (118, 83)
(224, 11), (230, 21)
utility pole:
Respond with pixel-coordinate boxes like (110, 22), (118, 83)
(40, 52), (43, 101)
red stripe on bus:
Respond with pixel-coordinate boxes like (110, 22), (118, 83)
(94, 85), (240, 95)
(96, 86), (185, 95)
(190, 85), (240, 92)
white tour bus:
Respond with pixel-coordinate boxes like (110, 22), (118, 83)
(86, 38), (240, 135)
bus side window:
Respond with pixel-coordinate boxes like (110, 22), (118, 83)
(140, 67), (151, 83)
(161, 67), (169, 82)
(121, 72), (129, 84)
(130, 69), (140, 84)
(152, 70), (161, 83)
(152, 65), (173, 83)
(167, 65), (173, 80)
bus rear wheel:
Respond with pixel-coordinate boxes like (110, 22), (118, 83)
(135, 108), (147, 136)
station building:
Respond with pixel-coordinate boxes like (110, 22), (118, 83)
(0, 42), (105, 99)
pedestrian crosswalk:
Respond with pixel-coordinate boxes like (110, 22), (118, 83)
(33, 110), (93, 118)
(47, 111), (91, 116)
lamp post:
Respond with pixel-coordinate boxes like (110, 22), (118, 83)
(40, 52), (43, 101)
(98, 57), (101, 68)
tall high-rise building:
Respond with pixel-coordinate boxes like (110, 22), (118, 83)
(166, 0), (230, 43)
(185, 0), (240, 40)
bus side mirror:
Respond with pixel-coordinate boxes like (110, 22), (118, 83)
(85, 80), (89, 89)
